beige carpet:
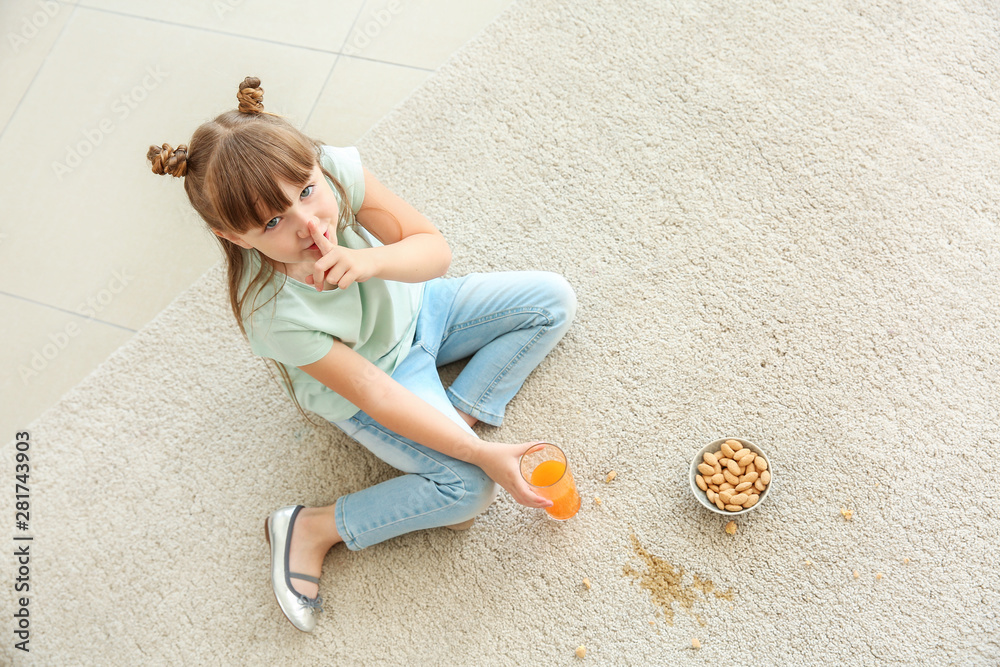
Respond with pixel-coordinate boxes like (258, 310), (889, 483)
(6, 0), (1000, 663)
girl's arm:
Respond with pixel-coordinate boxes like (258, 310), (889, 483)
(298, 339), (553, 509)
(308, 168), (452, 290)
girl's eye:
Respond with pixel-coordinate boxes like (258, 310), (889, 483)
(264, 217), (279, 230)
(301, 185), (314, 199)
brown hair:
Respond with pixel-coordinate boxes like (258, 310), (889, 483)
(147, 77), (355, 423)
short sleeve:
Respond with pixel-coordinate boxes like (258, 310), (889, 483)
(248, 317), (335, 368)
(320, 145), (365, 214)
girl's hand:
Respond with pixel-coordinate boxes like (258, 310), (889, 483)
(474, 441), (554, 509)
(305, 220), (379, 291)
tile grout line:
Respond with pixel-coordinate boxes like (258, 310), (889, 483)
(302, 1), (370, 130)
(69, 2), (432, 72)
(0, 291), (138, 333)
(0, 1), (80, 143)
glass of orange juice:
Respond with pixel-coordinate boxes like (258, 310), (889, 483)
(519, 443), (581, 520)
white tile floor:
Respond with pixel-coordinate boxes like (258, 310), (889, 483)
(0, 0), (514, 429)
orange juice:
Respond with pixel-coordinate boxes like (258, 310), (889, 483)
(530, 459), (581, 520)
(530, 460), (566, 486)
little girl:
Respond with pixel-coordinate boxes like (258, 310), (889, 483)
(148, 77), (575, 632)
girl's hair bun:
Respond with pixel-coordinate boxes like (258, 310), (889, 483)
(147, 143), (188, 177)
(237, 76), (264, 114)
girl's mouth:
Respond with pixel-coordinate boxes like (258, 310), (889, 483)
(307, 230), (330, 251)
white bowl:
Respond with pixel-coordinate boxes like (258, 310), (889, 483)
(690, 437), (772, 516)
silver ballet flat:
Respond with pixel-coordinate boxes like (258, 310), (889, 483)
(264, 505), (324, 632)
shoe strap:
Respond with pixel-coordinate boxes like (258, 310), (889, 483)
(289, 571), (320, 584)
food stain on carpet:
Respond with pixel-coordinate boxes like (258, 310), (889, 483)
(623, 533), (733, 626)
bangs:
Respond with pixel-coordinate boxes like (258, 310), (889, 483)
(204, 124), (318, 234)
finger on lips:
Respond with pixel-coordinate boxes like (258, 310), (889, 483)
(309, 221), (335, 251)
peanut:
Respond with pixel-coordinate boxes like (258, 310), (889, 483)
(697, 463), (714, 477)
(696, 475), (708, 491)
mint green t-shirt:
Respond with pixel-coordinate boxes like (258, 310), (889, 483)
(239, 145), (424, 421)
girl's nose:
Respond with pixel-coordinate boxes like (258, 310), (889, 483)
(297, 218), (318, 238)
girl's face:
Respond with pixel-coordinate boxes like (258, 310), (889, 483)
(215, 163), (339, 276)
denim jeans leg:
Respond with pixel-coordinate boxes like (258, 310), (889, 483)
(329, 271), (575, 550)
(437, 272), (577, 426)
(331, 343), (497, 551)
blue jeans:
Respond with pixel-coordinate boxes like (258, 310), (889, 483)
(331, 271), (576, 550)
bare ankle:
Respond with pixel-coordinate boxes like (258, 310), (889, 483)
(296, 505), (343, 551)
(456, 409), (478, 427)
